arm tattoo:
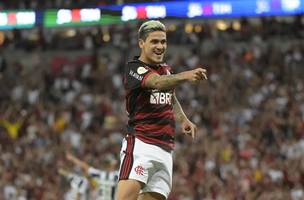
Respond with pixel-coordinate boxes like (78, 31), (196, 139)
(145, 74), (185, 90)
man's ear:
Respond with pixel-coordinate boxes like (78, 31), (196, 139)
(139, 39), (144, 49)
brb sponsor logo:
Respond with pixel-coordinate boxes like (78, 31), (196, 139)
(150, 89), (172, 105)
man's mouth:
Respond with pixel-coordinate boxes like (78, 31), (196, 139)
(154, 51), (163, 56)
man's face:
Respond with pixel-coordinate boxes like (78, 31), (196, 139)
(139, 31), (167, 64)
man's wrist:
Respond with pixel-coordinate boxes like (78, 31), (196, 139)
(176, 72), (188, 82)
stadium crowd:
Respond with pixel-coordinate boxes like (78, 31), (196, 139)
(1, 16), (304, 200)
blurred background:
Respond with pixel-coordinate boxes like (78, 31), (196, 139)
(0, 0), (304, 199)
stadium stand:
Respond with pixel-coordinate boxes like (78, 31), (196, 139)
(0, 15), (304, 199)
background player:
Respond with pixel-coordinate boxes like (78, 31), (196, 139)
(65, 152), (119, 200)
(58, 168), (89, 200)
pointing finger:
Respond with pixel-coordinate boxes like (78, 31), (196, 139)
(201, 72), (208, 80)
(191, 126), (195, 139)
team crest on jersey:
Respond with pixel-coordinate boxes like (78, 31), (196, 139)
(137, 66), (148, 74)
(134, 165), (145, 176)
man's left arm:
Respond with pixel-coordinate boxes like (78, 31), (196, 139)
(173, 93), (197, 139)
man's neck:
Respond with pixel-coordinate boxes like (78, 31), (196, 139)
(138, 55), (160, 68)
(138, 55), (153, 65)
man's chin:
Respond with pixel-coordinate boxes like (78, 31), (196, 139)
(147, 56), (164, 64)
(153, 57), (164, 64)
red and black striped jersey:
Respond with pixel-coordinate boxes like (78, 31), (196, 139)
(123, 57), (175, 151)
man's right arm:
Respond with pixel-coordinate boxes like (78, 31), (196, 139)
(144, 68), (207, 90)
(66, 152), (90, 174)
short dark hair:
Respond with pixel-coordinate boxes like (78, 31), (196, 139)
(138, 20), (166, 41)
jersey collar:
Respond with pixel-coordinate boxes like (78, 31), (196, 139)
(133, 56), (161, 70)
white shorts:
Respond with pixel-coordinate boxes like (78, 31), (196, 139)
(118, 135), (173, 199)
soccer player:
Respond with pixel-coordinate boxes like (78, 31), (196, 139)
(58, 168), (89, 200)
(116, 20), (207, 200)
(65, 152), (119, 200)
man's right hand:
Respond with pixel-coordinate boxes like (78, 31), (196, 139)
(66, 152), (76, 162)
(180, 68), (207, 83)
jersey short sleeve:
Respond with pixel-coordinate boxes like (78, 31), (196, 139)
(68, 174), (88, 194)
(88, 167), (101, 177)
(125, 62), (156, 90)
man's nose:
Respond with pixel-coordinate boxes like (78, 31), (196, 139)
(156, 43), (164, 49)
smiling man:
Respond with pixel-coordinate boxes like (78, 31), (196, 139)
(116, 20), (207, 200)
